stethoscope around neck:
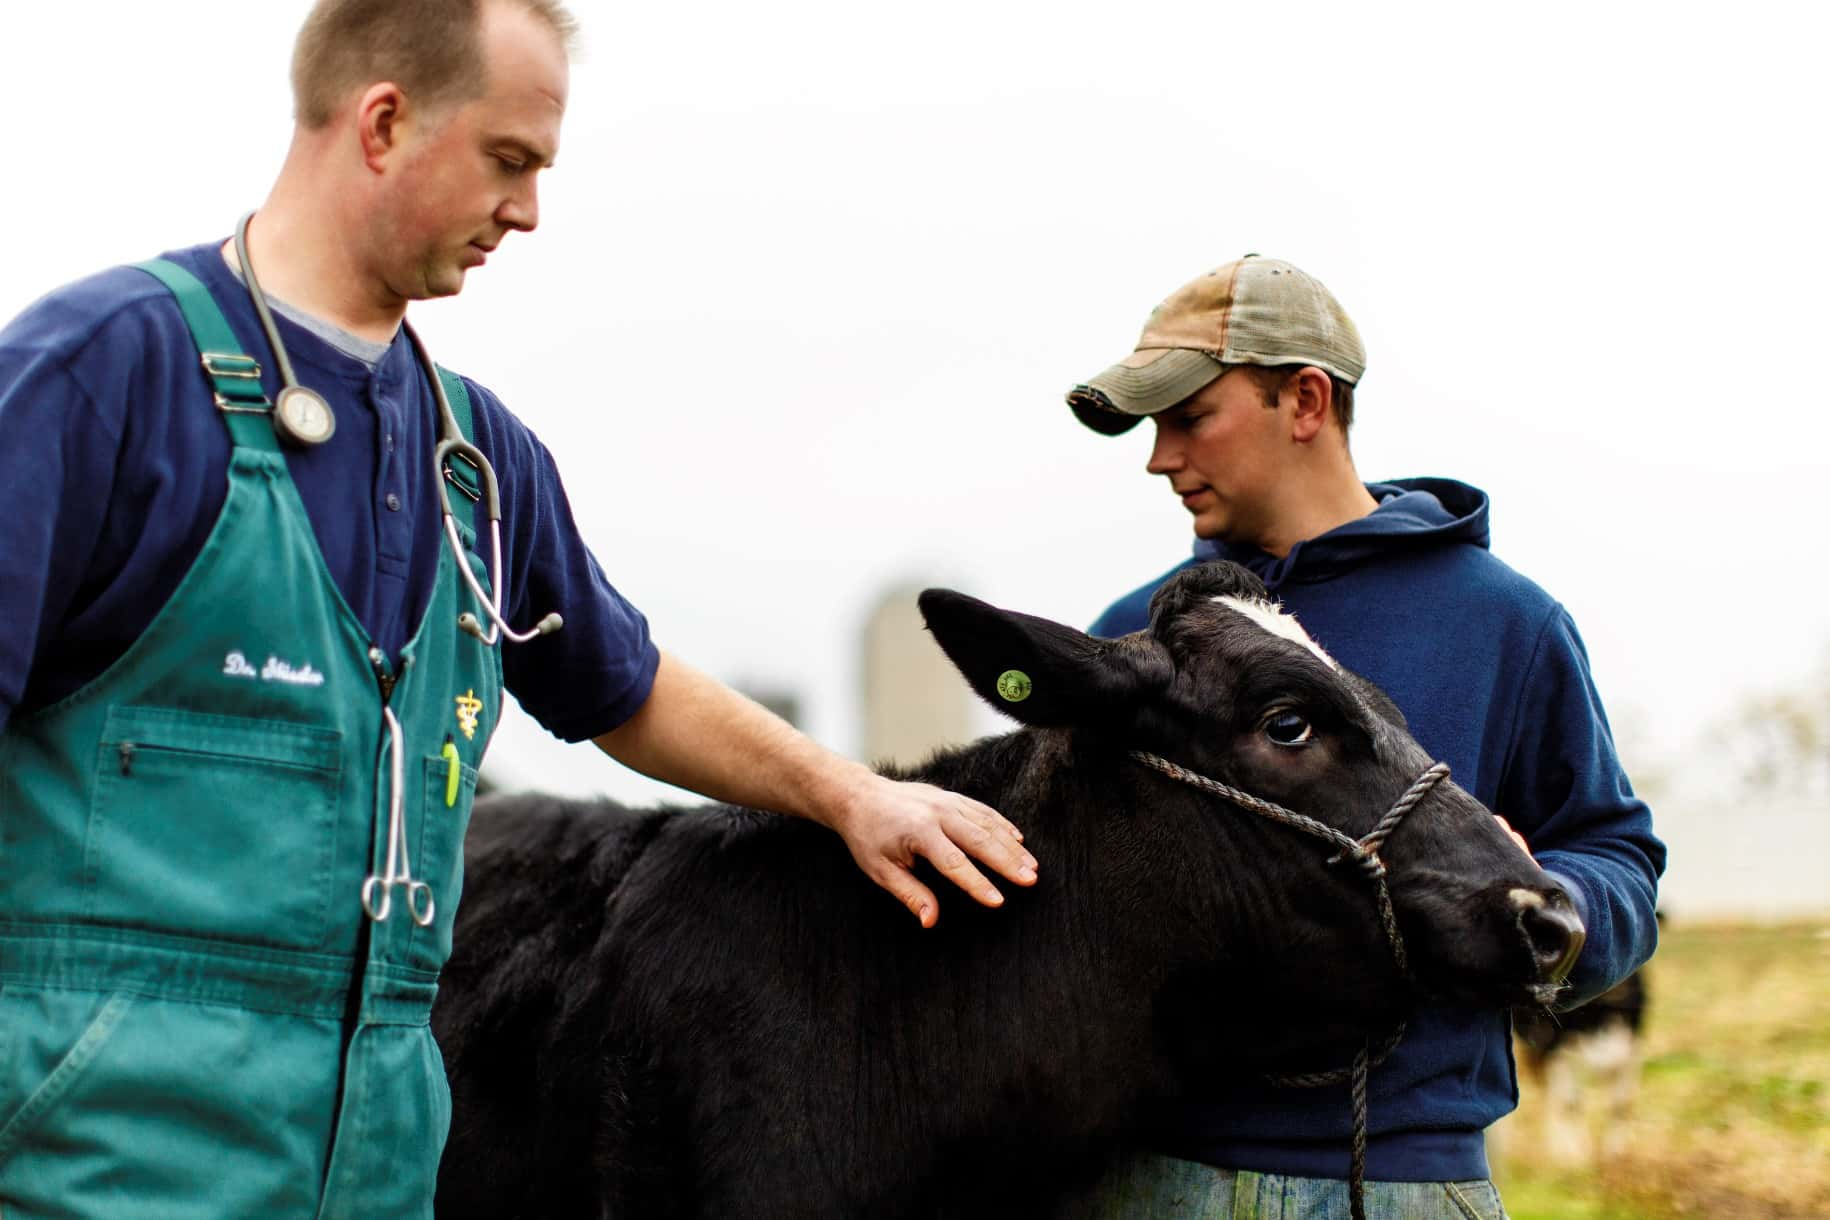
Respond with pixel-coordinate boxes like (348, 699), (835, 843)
(232, 212), (561, 928)
(232, 212), (562, 647)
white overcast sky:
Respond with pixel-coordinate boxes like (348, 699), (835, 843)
(4, 1), (1825, 810)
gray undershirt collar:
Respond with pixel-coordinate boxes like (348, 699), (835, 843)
(220, 248), (394, 370)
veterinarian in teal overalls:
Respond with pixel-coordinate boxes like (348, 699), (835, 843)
(0, 258), (499, 1216)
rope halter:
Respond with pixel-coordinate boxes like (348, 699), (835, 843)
(1128, 750), (1453, 1220)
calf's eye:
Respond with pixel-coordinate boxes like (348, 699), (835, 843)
(1264, 711), (1314, 747)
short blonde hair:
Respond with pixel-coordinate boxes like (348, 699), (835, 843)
(291, 0), (578, 129)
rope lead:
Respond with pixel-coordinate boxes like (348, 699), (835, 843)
(1129, 751), (1452, 1220)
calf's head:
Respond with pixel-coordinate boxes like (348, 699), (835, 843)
(920, 561), (1582, 1067)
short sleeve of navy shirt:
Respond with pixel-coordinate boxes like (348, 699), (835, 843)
(0, 240), (659, 741)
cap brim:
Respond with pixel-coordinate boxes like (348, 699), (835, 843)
(1066, 348), (1224, 435)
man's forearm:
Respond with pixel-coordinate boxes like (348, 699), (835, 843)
(591, 649), (872, 827)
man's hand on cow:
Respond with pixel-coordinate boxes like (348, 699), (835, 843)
(594, 651), (1037, 928)
(825, 774), (1038, 928)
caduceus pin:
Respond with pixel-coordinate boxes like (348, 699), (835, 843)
(454, 690), (484, 741)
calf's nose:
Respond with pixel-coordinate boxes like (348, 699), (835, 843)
(1508, 887), (1587, 982)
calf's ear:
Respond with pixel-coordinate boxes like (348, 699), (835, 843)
(918, 589), (1168, 728)
(1147, 560), (1269, 632)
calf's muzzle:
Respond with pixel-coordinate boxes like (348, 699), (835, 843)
(1509, 886), (1586, 983)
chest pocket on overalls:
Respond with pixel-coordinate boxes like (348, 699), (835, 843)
(86, 706), (343, 951)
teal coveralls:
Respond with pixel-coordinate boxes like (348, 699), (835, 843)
(0, 262), (501, 1217)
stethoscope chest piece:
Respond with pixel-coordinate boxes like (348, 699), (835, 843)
(274, 385), (336, 447)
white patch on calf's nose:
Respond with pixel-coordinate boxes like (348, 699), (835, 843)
(1213, 596), (1339, 670)
(1510, 888), (1546, 911)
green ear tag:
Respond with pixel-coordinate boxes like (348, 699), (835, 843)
(996, 670), (1033, 703)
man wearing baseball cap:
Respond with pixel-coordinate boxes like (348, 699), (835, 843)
(1062, 256), (1664, 1217)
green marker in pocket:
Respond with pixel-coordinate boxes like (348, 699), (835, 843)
(442, 739), (461, 808)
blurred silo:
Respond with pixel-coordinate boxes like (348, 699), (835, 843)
(732, 683), (804, 732)
(860, 584), (976, 768)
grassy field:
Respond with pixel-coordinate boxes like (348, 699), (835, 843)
(1490, 920), (1830, 1219)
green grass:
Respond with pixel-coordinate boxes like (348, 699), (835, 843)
(1491, 920), (1830, 1220)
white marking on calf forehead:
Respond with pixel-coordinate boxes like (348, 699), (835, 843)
(1213, 595), (1339, 670)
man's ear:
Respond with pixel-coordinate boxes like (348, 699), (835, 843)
(356, 82), (408, 171)
(1289, 366), (1333, 443)
(918, 589), (1169, 728)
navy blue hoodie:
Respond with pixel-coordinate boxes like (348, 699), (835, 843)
(1090, 477), (1665, 1183)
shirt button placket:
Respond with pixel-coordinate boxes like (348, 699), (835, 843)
(374, 376), (402, 514)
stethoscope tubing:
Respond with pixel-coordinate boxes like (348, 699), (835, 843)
(234, 215), (303, 391)
(230, 211), (560, 926)
(229, 211), (558, 646)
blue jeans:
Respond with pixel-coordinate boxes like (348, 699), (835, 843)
(1058, 1153), (1509, 1219)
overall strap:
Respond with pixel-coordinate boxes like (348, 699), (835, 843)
(435, 365), (481, 539)
(132, 259), (281, 453)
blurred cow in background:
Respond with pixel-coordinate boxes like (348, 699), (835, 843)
(1509, 918), (1660, 1166)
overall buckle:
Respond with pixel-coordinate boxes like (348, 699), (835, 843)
(200, 351), (272, 413)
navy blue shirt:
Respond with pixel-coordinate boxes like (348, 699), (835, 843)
(0, 241), (658, 742)
(1091, 479), (1665, 1182)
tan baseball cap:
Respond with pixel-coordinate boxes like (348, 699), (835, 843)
(1067, 255), (1366, 435)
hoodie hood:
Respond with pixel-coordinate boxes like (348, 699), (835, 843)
(1192, 477), (1491, 589)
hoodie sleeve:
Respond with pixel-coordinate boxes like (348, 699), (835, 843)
(1498, 606), (1666, 1009)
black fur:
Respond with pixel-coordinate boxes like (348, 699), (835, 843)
(433, 562), (1573, 1219)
